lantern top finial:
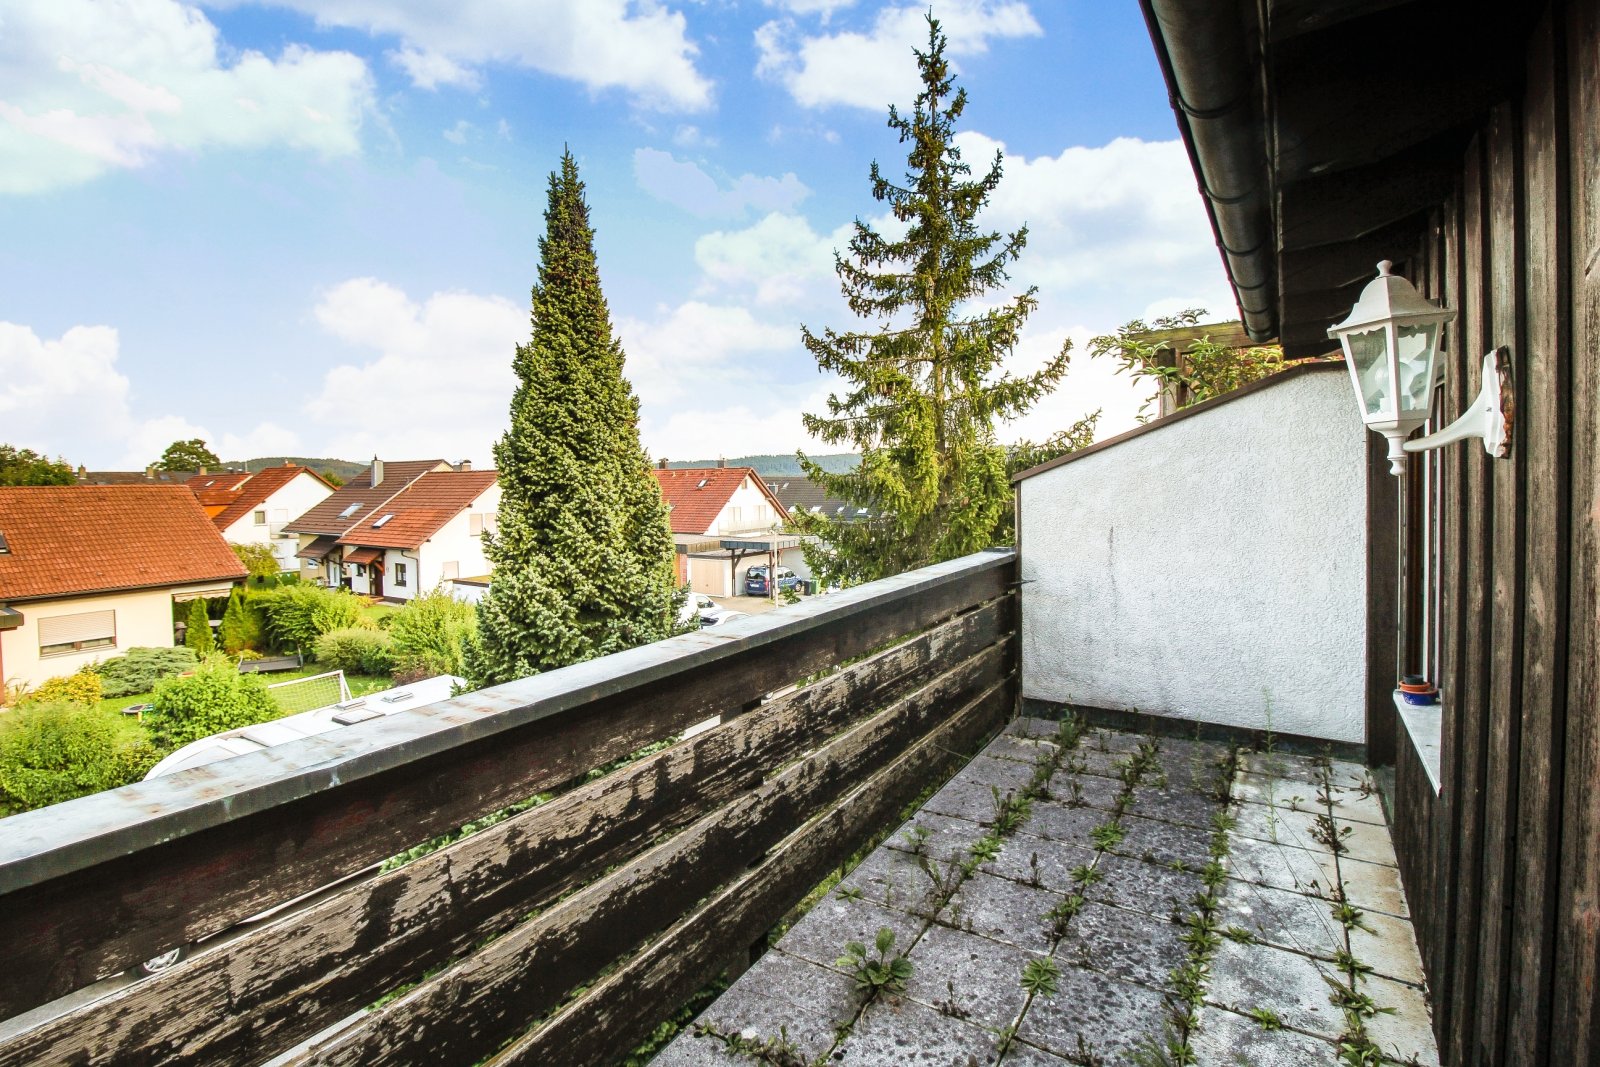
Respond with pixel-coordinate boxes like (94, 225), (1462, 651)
(1377, 260), (1392, 277)
(1328, 261), (1455, 338)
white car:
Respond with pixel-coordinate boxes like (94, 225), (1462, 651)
(699, 609), (750, 628)
(679, 593), (718, 626)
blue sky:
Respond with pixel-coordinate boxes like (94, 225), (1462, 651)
(0, 0), (1234, 469)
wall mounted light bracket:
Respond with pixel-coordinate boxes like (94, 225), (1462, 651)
(1402, 347), (1514, 462)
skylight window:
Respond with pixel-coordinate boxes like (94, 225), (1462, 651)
(339, 503), (363, 518)
(0, 531), (9, 554)
(373, 514), (394, 528)
(696, 479), (708, 489)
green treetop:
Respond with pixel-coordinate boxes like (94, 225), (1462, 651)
(157, 438), (221, 472)
(466, 150), (680, 688)
(794, 15), (1069, 585)
(0, 445), (74, 486)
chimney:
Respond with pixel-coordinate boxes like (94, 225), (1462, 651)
(458, 459), (472, 472)
(657, 458), (668, 469)
(198, 465), (207, 476)
(144, 465), (155, 479)
(371, 456), (384, 486)
(76, 465), (86, 481)
(716, 457), (727, 469)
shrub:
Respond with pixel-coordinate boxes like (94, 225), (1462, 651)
(0, 701), (160, 815)
(230, 542), (281, 584)
(314, 627), (396, 676)
(26, 666), (103, 707)
(95, 647), (199, 698)
(218, 586), (265, 654)
(145, 657), (280, 749)
(184, 598), (215, 656)
(256, 584), (366, 654)
(389, 587), (477, 679)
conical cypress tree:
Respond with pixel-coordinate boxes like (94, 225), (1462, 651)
(793, 15), (1069, 584)
(184, 597), (214, 656)
(466, 150), (680, 687)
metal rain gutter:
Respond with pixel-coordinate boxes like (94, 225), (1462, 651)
(1140, 0), (1278, 343)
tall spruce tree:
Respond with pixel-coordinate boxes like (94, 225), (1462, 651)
(466, 151), (680, 687)
(794, 15), (1069, 584)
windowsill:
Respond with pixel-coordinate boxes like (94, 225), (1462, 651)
(1394, 690), (1442, 795)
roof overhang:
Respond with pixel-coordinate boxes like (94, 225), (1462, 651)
(0, 606), (23, 631)
(342, 547), (382, 566)
(1140, 0), (1538, 356)
(721, 535), (806, 552)
(171, 584), (238, 603)
(296, 535), (340, 562)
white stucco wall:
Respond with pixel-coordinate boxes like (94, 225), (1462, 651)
(1018, 367), (1370, 744)
(377, 485), (500, 602)
(714, 477), (783, 535)
(1, 582), (232, 691)
(222, 472), (334, 573)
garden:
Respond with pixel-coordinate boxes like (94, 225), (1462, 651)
(0, 583), (478, 817)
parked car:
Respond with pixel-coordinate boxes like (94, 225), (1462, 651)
(679, 593), (718, 626)
(700, 610), (750, 628)
(744, 565), (800, 596)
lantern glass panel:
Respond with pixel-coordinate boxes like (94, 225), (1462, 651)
(1396, 322), (1439, 414)
(1347, 327), (1391, 416)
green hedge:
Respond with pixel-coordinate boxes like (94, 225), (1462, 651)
(95, 646), (199, 698)
(0, 702), (160, 815)
(314, 627), (396, 676)
(255, 584), (366, 654)
(144, 657), (280, 749)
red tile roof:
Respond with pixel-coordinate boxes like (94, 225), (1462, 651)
(651, 467), (788, 536)
(282, 460), (450, 537)
(0, 486), (248, 603)
(205, 465), (332, 533)
(337, 470), (499, 549)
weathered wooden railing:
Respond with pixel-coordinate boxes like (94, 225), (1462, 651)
(0, 550), (1018, 1066)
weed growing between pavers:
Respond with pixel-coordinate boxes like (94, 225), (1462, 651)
(1130, 743), (1241, 1065)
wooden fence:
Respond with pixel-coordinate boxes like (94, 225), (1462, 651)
(0, 550), (1019, 1066)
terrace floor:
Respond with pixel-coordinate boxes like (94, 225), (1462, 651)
(656, 718), (1438, 1066)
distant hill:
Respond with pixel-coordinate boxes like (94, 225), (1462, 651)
(226, 456), (368, 483)
(665, 453), (858, 477)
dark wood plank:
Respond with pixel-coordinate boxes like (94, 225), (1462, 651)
(1365, 427), (1399, 768)
(499, 675), (1015, 1067)
(1552, 0), (1600, 1061)
(0, 601), (1009, 1067)
(1506, 12), (1572, 1063)
(1445, 132), (1494, 1067)
(0, 554), (1011, 1019)
(1473, 100), (1527, 1064)
(294, 643), (1011, 1066)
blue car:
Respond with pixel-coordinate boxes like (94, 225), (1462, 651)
(745, 565), (800, 596)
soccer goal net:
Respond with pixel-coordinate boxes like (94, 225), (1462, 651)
(266, 670), (352, 715)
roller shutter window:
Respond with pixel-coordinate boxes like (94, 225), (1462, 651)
(38, 610), (117, 656)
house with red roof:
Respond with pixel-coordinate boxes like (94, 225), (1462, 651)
(282, 458), (453, 588)
(652, 463), (803, 597)
(186, 463), (335, 574)
(332, 469), (499, 601)
(0, 486), (247, 693)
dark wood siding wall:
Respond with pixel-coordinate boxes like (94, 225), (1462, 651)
(1391, 5), (1595, 1063)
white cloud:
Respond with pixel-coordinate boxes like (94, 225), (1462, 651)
(694, 212), (852, 306)
(671, 124), (716, 148)
(390, 46), (482, 91)
(756, 1), (1040, 110)
(633, 149), (809, 218)
(618, 301), (796, 406)
(0, 0), (373, 194)
(305, 278), (524, 463)
(0, 321), (304, 467)
(443, 119), (475, 145)
(642, 386), (836, 465)
(763, 0), (859, 20)
(250, 0), (713, 111)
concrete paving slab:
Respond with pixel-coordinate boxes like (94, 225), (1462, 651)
(903, 922), (1041, 1031)
(1226, 834), (1341, 899)
(1362, 974), (1440, 1066)
(1113, 812), (1216, 868)
(939, 871), (1063, 953)
(996, 1038), (1077, 1065)
(1216, 877), (1346, 961)
(1232, 771), (1319, 811)
(947, 754), (1040, 795)
(981, 837), (1103, 896)
(1347, 909), (1427, 988)
(925, 777), (1027, 826)
(1015, 961), (1176, 1064)
(689, 965), (849, 1064)
(1206, 937), (1345, 1040)
(649, 1025), (761, 1066)
(1322, 783), (1389, 827)
(1054, 901), (1188, 989)
(1231, 804), (1398, 867)
(1189, 1004), (1342, 1066)
(1042, 770), (1124, 812)
(740, 946), (863, 1023)
(776, 894), (928, 975)
(888, 810), (991, 866)
(840, 842), (954, 915)
(986, 734), (1061, 766)
(1005, 717), (1070, 742)
(1059, 745), (1135, 781)
(833, 993), (1002, 1066)
(1018, 799), (1113, 846)
(1123, 782), (1225, 831)
(1084, 728), (1145, 755)
(1090, 852), (1208, 919)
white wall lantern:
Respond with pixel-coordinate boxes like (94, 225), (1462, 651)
(1329, 261), (1512, 475)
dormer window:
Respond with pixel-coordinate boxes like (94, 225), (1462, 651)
(373, 513), (394, 528)
(339, 503), (363, 518)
